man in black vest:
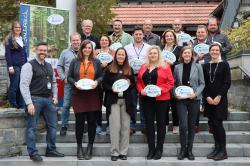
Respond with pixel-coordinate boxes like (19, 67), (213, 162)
(20, 42), (64, 162)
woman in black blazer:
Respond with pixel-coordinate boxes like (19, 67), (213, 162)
(103, 48), (135, 161)
(174, 46), (205, 160)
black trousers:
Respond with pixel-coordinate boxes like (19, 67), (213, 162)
(75, 112), (96, 144)
(142, 98), (169, 152)
(209, 118), (226, 146)
(176, 99), (200, 147)
(166, 98), (179, 126)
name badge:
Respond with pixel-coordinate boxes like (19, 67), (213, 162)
(47, 82), (52, 89)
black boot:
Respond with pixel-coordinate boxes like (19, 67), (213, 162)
(213, 145), (228, 161)
(187, 145), (195, 160)
(146, 150), (155, 160)
(77, 144), (84, 160)
(207, 143), (220, 159)
(177, 146), (187, 160)
(153, 150), (162, 160)
(84, 144), (93, 160)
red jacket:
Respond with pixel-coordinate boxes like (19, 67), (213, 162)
(136, 64), (174, 101)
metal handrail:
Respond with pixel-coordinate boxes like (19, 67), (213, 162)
(230, 65), (250, 79)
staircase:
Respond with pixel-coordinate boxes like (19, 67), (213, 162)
(1, 109), (250, 166)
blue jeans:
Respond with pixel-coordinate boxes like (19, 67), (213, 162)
(8, 66), (25, 108)
(130, 85), (145, 130)
(61, 83), (72, 128)
(25, 96), (57, 156)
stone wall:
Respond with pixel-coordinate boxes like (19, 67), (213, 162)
(0, 56), (8, 101)
(228, 79), (250, 113)
(0, 108), (25, 157)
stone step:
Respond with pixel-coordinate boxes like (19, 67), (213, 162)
(57, 120), (250, 132)
(37, 131), (250, 143)
(1, 156), (250, 166)
(57, 111), (250, 121)
(20, 143), (250, 157)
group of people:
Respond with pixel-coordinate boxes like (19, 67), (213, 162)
(4, 16), (231, 162)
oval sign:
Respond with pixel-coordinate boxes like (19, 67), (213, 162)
(144, 85), (161, 97)
(162, 50), (176, 63)
(112, 79), (129, 92)
(175, 86), (194, 98)
(178, 34), (192, 43)
(97, 53), (113, 64)
(76, 78), (95, 90)
(129, 58), (144, 73)
(110, 42), (122, 51)
(47, 14), (64, 25)
(194, 43), (210, 54)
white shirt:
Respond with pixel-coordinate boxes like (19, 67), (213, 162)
(16, 36), (24, 47)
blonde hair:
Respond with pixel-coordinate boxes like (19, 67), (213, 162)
(145, 45), (166, 68)
(81, 19), (93, 27)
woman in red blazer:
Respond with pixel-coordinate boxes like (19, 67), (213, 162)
(137, 45), (174, 160)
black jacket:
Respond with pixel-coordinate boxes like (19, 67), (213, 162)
(103, 67), (135, 116)
(67, 58), (103, 94)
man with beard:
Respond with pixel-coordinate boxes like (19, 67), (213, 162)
(57, 32), (81, 136)
(143, 19), (161, 46)
(125, 26), (150, 135)
(80, 19), (100, 49)
(20, 42), (64, 162)
(207, 17), (232, 61)
(110, 19), (133, 47)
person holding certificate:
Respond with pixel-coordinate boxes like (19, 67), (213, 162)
(203, 43), (231, 161)
(67, 40), (102, 160)
(137, 45), (174, 160)
(103, 48), (135, 161)
(173, 46), (205, 160)
(161, 29), (182, 134)
(95, 34), (115, 135)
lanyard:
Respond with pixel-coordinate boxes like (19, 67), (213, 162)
(133, 43), (144, 59)
(82, 61), (91, 77)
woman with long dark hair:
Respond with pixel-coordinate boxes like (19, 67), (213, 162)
(4, 21), (27, 108)
(203, 43), (231, 161)
(103, 48), (135, 161)
(68, 40), (102, 160)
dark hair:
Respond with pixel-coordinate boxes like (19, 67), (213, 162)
(99, 34), (112, 47)
(161, 29), (177, 45)
(109, 47), (132, 75)
(209, 43), (222, 53)
(207, 16), (221, 33)
(77, 40), (94, 61)
(36, 42), (48, 47)
(133, 25), (144, 34)
(113, 19), (123, 24)
(196, 25), (208, 32)
(179, 46), (194, 63)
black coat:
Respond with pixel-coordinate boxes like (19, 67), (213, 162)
(103, 67), (135, 117)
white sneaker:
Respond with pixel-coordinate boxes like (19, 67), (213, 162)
(173, 126), (179, 134)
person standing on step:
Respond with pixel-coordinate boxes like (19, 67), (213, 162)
(161, 29), (182, 134)
(137, 45), (174, 160)
(57, 32), (81, 136)
(143, 19), (161, 46)
(80, 19), (100, 49)
(125, 26), (151, 135)
(67, 40), (103, 160)
(20, 42), (64, 162)
(103, 48), (135, 161)
(4, 21), (27, 109)
(207, 17), (232, 61)
(203, 43), (231, 161)
(174, 46), (205, 160)
(95, 34), (115, 135)
(110, 19), (133, 47)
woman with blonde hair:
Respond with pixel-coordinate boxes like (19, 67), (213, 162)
(137, 45), (174, 160)
(4, 21), (27, 108)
